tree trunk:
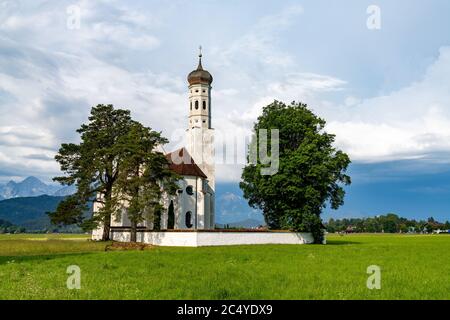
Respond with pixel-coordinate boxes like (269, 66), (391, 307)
(130, 221), (137, 242)
(102, 214), (111, 241)
(101, 188), (113, 241)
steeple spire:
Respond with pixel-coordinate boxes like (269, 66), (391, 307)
(197, 45), (203, 70)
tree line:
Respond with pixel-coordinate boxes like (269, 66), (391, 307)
(0, 219), (25, 234)
(325, 213), (450, 233)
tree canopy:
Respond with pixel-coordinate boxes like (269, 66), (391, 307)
(114, 121), (179, 241)
(240, 101), (351, 243)
(49, 104), (177, 241)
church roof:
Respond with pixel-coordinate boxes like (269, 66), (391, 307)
(165, 148), (207, 179)
(187, 50), (213, 86)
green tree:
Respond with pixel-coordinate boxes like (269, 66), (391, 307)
(326, 218), (336, 233)
(240, 101), (351, 243)
(115, 122), (179, 242)
(444, 221), (450, 230)
(49, 104), (133, 240)
(167, 201), (175, 229)
(381, 213), (400, 233)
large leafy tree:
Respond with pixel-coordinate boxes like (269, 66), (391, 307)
(115, 122), (179, 242)
(49, 104), (133, 240)
(240, 101), (351, 243)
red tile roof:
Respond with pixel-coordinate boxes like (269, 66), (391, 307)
(165, 148), (207, 179)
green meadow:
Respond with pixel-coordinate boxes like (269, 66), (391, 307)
(0, 234), (449, 300)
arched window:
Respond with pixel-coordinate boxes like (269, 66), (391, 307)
(186, 185), (194, 195)
(185, 211), (193, 228)
(190, 101), (192, 110)
(195, 101), (199, 109)
(202, 101), (206, 110)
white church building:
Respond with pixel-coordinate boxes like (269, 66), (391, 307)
(92, 51), (316, 246)
(156, 49), (217, 231)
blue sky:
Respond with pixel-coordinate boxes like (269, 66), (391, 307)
(0, 1), (450, 222)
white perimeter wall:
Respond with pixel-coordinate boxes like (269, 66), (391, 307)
(108, 231), (316, 246)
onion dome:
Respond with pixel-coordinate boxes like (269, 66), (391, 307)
(187, 46), (213, 85)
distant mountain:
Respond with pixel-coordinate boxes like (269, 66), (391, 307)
(0, 195), (81, 232)
(0, 176), (76, 200)
(53, 185), (77, 196)
(0, 176), (59, 199)
(215, 183), (264, 224)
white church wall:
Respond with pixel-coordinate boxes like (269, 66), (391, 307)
(177, 175), (203, 230)
(91, 198), (104, 240)
(111, 230), (145, 243)
(196, 178), (205, 229)
(92, 224), (103, 241)
(143, 231), (198, 246)
(186, 128), (215, 190)
(196, 231), (315, 246)
(108, 231), (316, 246)
(111, 207), (130, 227)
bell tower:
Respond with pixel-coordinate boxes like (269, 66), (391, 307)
(186, 47), (215, 190)
(186, 47), (215, 229)
(187, 46), (212, 129)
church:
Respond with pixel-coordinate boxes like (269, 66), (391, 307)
(92, 51), (315, 246)
(92, 50), (216, 238)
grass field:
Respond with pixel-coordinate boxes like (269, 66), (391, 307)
(0, 233), (449, 300)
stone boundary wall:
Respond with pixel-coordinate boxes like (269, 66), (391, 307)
(103, 230), (317, 246)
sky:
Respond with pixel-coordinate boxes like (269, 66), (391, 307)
(0, 0), (450, 222)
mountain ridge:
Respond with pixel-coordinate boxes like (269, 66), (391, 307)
(0, 195), (81, 232)
(0, 176), (75, 200)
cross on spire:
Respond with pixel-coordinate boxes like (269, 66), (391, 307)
(197, 45), (203, 70)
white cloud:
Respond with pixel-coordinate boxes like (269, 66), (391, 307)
(212, 3), (303, 71)
(1, 1), (448, 186)
(327, 46), (450, 163)
(0, 1), (175, 181)
(220, 192), (242, 202)
(214, 164), (244, 184)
